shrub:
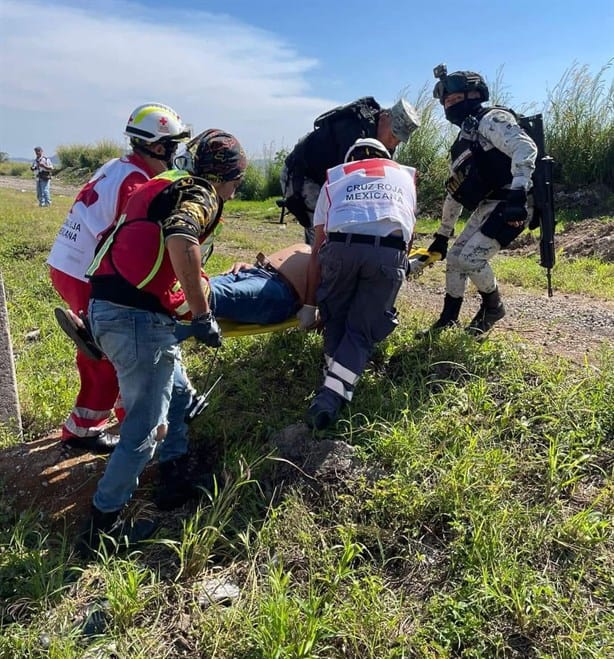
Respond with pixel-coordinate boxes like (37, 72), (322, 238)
(263, 147), (286, 199)
(545, 60), (614, 189)
(57, 140), (123, 175)
(395, 87), (452, 215)
(238, 163), (267, 201)
(238, 147), (286, 201)
(0, 161), (31, 177)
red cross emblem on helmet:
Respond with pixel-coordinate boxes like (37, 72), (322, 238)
(159, 117), (168, 126)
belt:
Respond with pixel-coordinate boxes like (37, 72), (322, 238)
(327, 232), (406, 251)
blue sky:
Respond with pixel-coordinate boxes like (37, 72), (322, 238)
(0, 0), (612, 160)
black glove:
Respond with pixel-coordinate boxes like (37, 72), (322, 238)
(191, 311), (222, 348)
(427, 233), (449, 260)
(503, 189), (528, 225)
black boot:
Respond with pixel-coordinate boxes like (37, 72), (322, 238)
(466, 288), (506, 337)
(76, 506), (120, 558)
(76, 505), (159, 559)
(416, 294), (463, 338)
(155, 455), (219, 511)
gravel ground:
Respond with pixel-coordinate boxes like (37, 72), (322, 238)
(402, 277), (614, 364)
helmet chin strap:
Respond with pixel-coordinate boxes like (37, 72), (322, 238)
(141, 141), (177, 166)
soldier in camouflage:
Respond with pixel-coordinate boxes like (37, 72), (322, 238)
(423, 66), (538, 336)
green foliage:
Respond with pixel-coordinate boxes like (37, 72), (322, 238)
(238, 162), (267, 200)
(159, 459), (257, 580)
(395, 86), (451, 214)
(238, 146), (286, 201)
(0, 160), (31, 177)
(56, 139), (123, 178)
(0, 151), (9, 163)
(0, 170), (613, 655)
(0, 510), (73, 608)
(496, 250), (614, 298)
(545, 60), (614, 188)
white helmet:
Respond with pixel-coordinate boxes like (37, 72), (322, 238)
(124, 103), (190, 144)
(344, 138), (391, 163)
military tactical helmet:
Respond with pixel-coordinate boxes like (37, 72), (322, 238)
(432, 68), (489, 104)
(194, 129), (247, 182)
(344, 138), (391, 162)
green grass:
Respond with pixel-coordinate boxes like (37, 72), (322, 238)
(0, 188), (613, 657)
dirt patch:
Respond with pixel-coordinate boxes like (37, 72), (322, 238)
(0, 174), (79, 198)
(508, 218), (614, 262)
(0, 433), (160, 532)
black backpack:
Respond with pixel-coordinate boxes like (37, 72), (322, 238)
(312, 96), (381, 131)
(283, 98), (381, 227)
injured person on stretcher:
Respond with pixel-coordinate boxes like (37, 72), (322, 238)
(55, 241), (439, 357)
(55, 243), (312, 360)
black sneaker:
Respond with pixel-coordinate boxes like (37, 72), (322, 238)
(54, 307), (104, 361)
(304, 390), (344, 431)
(305, 405), (338, 430)
(63, 432), (120, 454)
(465, 303), (506, 337)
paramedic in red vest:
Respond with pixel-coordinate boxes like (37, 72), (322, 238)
(300, 138), (417, 430)
(77, 130), (246, 556)
(281, 97), (420, 244)
(47, 103), (190, 453)
(422, 66), (537, 336)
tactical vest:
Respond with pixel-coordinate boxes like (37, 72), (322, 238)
(446, 107), (516, 210)
(88, 170), (222, 316)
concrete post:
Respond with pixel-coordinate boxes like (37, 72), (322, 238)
(0, 272), (22, 437)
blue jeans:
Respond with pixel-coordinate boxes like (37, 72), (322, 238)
(36, 178), (51, 206)
(208, 268), (298, 324)
(88, 299), (193, 513)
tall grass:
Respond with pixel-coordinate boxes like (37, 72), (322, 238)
(0, 161), (31, 178)
(545, 60), (614, 188)
(396, 86), (452, 214)
(56, 140), (124, 180)
(0, 150), (613, 657)
(238, 144), (286, 201)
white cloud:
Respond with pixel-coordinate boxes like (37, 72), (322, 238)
(0, 0), (337, 158)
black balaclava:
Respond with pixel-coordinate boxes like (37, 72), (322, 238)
(444, 98), (483, 126)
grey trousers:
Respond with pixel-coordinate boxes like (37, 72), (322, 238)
(316, 239), (406, 402)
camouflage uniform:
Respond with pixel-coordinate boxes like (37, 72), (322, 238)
(438, 108), (537, 298)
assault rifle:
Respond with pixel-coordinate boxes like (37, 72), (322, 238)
(518, 114), (556, 297)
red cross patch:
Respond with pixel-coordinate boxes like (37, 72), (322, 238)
(343, 158), (400, 178)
